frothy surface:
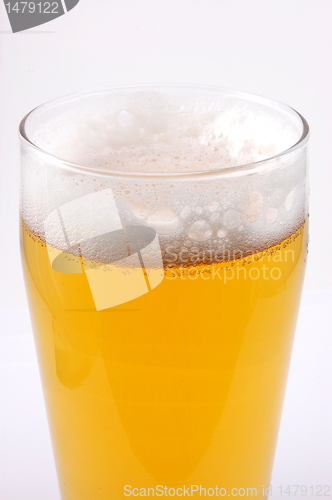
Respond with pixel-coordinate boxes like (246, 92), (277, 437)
(31, 90), (302, 173)
(21, 87), (308, 264)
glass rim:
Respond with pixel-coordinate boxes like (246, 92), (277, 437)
(19, 83), (310, 180)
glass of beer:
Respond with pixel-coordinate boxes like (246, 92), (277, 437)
(20, 85), (309, 500)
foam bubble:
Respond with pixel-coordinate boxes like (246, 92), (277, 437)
(217, 228), (227, 238)
(208, 201), (219, 212)
(223, 209), (243, 230)
(265, 207), (279, 224)
(209, 212), (220, 225)
(285, 187), (297, 212)
(246, 192), (264, 223)
(147, 208), (180, 235)
(180, 206), (191, 219)
(188, 220), (213, 242)
(128, 200), (149, 219)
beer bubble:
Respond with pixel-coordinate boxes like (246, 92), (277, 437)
(147, 208), (180, 235)
(217, 229), (227, 239)
(128, 201), (149, 220)
(180, 206), (191, 219)
(265, 207), (278, 224)
(285, 187), (297, 212)
(246, 191), (264, 223)
(188, 220), (212, 242)
(209, 212), (220, 225)
(208, 201), (219, 212)
(223, 209), (243, 230)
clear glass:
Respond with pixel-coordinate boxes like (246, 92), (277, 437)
(19, 85), (309, 500)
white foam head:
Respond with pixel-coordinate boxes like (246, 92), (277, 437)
(30, 88), (302, 174)
(20, 86), (309, 263)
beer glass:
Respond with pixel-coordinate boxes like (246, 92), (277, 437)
(20, 85), (309, 500)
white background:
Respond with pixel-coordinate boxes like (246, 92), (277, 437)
(0, 1), (331, 499)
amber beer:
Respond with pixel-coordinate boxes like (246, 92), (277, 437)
(19, 86), (309, 500)
(21, 221), (307, 499)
